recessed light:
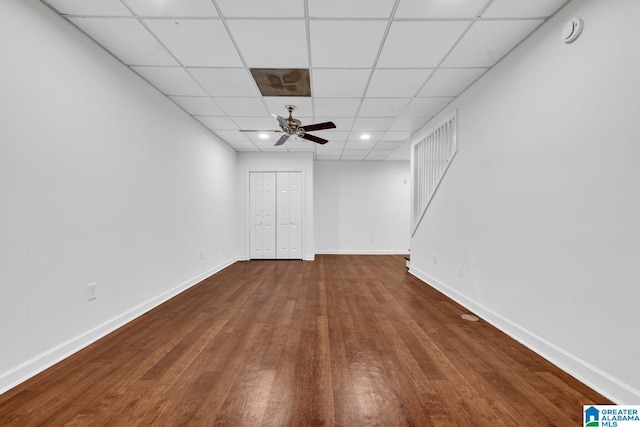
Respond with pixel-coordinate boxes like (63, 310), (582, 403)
(258, 133), (269, 139)
(360, 134), (371, 140)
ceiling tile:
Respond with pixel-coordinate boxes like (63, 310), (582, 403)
(215, 130), (251, 141)
(368, 149), (397, 156)
(250, 68), (311, 97)
(310, 21), (387, 68)
(395, 0), (487, 18)
(286, 140), (317, 151)
(195, 116), (238, 130)
(390, 116), (431, 132)
(342, 152), (368, 161)
(482, 0), (568, 18)
(316, 146), (345, 154)
(169, 96), (225, 115)
(374, 140), (405, 150)
(442, 20), (543, 67)
(345, 140), (376, 150)
(366, 69), (431, 97)
(352, 117), (395, 132)
(312, 69), (371, 98)
(263, 97), (313, 118)
(144, 19), (243, 67)
(358, 98), (411, 117)
(132, 66), (206, 96)
(225, 140), (259, 150)
(381, 131), (412, 142)
(316, 155), (341, 161)
(216, 0), (304, 17)
(259, 146), (289, 152)
(365, 155), (389, 161)
(314, 98), (361, 118)
(188, 68), (260, 97)
(214, 98), (269, 116)
(403, 97), (453, 116)
(125, 0), (218, 17)
(308, 0), (396, 18)
(343, 149), (370, 156)
(317, 147), (346, 156)
(68, 18), (177, 66)
(233, 117), (278, 131)
(377, 21), (469, 68)
(44, 0), (132, 16)
(418, 68), (487, 97)
(227, 20), (308, 68)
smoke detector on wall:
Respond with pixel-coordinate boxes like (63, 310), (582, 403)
(561, 18), (584, 43)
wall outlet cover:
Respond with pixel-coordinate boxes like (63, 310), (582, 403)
(87, 283), (97, 301)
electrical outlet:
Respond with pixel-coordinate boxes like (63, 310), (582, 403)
(200, 249), (204, 260)
(458, 264), (464, 277)
(87, 283), (97, 301)
(370, 236), (375, 243)
(433, 254), (438, 265)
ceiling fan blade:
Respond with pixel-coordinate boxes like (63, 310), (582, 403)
(301, 133), (328, 145)
(238, 129), (281, 133)
(272, 113), (288, 129)
(274, 134), (291, 146)
(300, 121), (336, 132)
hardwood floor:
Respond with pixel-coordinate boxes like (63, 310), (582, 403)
(0, 255), (610, 426)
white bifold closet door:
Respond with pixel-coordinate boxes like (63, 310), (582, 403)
(250, 172), (276, 259)
(250, 171), (302, 259)
(277, 171), (302, 259)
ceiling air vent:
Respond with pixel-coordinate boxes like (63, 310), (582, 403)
(250, 68), (311, 97)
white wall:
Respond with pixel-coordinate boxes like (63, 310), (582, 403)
(315, 161), (410, 254)
(409, 0), (640, 403)
(0, 0), (240, 393)
(237, 152), (315, 260)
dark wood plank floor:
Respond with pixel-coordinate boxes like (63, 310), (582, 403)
(0, 255), (610, 426)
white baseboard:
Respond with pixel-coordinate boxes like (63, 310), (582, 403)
(315, 249), (410, 255)
(0, 256), (241, 396)
(409, 265), (640, 405)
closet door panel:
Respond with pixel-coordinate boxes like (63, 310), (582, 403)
(277, 172), (291, 258)
(249, 172), (276, 259)
(288, 172), (302, 259)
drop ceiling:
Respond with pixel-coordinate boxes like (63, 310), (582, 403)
(41, 0), (570, 161)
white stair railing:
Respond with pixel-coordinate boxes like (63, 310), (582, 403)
(411, 112), (457, 236)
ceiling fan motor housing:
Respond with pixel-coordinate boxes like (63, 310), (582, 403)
(284, 105), (302, 134)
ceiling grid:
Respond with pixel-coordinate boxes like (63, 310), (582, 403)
(40, 0), (571, 161)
